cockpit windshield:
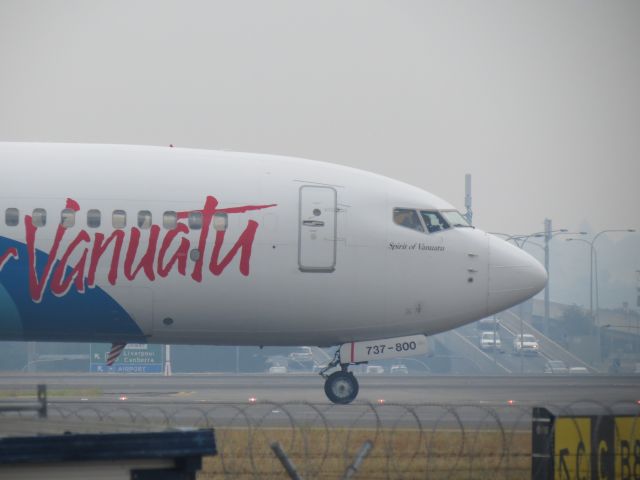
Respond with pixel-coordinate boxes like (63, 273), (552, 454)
(440, 210), (471, 228)
(420, 211), (448, 233)
(393, 208), (424, 232)
(393, 208), (471, 233)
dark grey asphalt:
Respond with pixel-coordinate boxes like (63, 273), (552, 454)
(0, 372), (638, 404)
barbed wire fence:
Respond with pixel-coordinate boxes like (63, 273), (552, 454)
(1, 397), (638, 479)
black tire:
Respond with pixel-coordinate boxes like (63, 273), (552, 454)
(324, 371), (359, 404)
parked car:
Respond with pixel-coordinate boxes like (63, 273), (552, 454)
(512, 334), (539, 355)
(365, 365), (385, 374)
(268, 365), (288, 374)
(288, 346), (313, 363)
(544, 360), (569, 374)
(480, 331), (502, 351)
(390, 364), (409, 375)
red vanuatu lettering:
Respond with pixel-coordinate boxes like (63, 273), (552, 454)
(157, 223), (190, 277)
(189, 196), (217, 283)
(124, 225), (160, 281)
(66, 198), (81, 211)
(87, 230), (125, 287)
(50, 230), (91, 296)
(26, 198), (78, 303)
(210, 220), (259, 276)
(176, 195), (277, 281)
(0, 247), (18, 271)
(19, 196), (277, 301)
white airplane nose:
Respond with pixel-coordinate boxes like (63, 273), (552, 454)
(488, 235), (548, 313)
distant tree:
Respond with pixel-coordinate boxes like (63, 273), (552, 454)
(562, 305), (594, 336)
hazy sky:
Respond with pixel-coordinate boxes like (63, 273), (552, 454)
(1, 1), (639, 236)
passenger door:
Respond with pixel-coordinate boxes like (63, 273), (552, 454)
(298, 186), (337, 272)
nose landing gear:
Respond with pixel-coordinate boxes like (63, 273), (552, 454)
(318, 349), (359, 404)
(324, 370), (359, 404)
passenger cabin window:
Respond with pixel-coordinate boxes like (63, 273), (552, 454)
(5, 208), (19, 227)
(440, 210), (471, 228)
(163, 211), (177, 230)
(188, 212), (202, 230)
(420, 211), (449, 233)
(32, 208), (46, 227)
(137, 210), (152, 229)
(87, 209), (101, 228)
(393, 208), (424, 232)
(60, 209), (75, 228)
(112, 210), (127, 229)
(213, 213), (228, 232)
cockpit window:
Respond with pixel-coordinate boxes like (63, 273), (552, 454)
(440, 210), (471, 228)
(420, 211), (449, 233)
(393, 208), (424, 232)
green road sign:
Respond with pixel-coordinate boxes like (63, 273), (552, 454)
(90, 343), (164, 373)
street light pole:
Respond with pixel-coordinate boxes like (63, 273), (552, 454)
(543, 219), (551, 337)
(566, 228), (636, 366)
(636, 270), (640, 310)
(590, 243), (594, 317)
(636, 270), (640, 356)
(566, 238), (596, 319)
(591, 229), (636, 317)
(540, 225), (590, 338)
(573, 229), (636, 320)
(538, 224), (587, 338)
(592, 230), (636, 335)
(567, 237), (603, 364)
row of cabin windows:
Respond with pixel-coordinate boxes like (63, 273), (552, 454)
(3, 208), (228, 231)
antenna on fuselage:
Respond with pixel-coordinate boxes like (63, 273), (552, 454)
(464, 173), (473, 225)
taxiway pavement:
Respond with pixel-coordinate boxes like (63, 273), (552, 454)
(0, 373), (637, 405)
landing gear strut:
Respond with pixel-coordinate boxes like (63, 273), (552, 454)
(319, 349), (359, 404)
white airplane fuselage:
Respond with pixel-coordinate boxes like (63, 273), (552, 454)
(0, 143), (547, 348)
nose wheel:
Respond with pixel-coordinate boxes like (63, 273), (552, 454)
(319, 348), (360, 404)
(324, 370), (359, 404)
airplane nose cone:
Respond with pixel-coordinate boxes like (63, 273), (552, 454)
(488, 235), (548, 313)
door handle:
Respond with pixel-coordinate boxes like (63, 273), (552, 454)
(303, 220), (325, 227)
